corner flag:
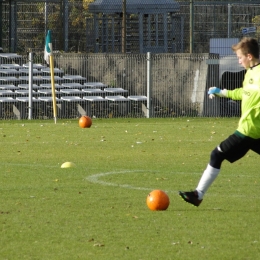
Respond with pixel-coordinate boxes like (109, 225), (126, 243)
(44, 30), (53, 65)
(44, 30), (57, 123)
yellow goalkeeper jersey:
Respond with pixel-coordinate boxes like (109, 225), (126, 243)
(226, 64), (260, 139)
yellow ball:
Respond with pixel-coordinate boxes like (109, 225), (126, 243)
(61, 162), (76, 168)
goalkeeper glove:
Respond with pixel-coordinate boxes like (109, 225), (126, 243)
(208, 87), (227, 99)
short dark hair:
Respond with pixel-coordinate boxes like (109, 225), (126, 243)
(232, 37), (259, 58)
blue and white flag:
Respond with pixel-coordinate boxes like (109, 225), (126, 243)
(44, 30), (53, 65)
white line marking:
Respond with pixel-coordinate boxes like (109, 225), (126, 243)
(86, 170), (167, 192)
(0, 162), (58, 168)
(86, 170), (259, 199)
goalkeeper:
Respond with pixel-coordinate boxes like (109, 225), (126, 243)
(179, 37), (260, 206)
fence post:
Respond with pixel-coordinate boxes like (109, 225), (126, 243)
(10, 1), (17, 52)
(63, 0), (69, 52)
(190, 0), (194, 53)
(147, 52), (152, 118)
(122, 0), (126, 53)
(228, 4), (232, 38)
(28, 52), (33, 120)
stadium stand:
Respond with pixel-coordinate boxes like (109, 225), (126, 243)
(0, 53), (147, 119)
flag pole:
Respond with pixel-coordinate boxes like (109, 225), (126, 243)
(45, 30), (57, 124)
(50, 54), (57, 124)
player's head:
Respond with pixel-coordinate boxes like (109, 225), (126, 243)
(232, 37), (259, 69)
(232, 37), (259, 58)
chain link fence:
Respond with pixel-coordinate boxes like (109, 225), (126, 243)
(0, 1), (256, 120)
(0, 52), (243, 120)
(1, 1), (260, 54)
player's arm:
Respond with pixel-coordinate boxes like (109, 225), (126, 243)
(226, 88), (243, 100)
(208, 87), (243, 100)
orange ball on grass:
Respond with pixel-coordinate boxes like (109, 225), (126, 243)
(79, 116), (92, 128)
(146, 190), (170, 211)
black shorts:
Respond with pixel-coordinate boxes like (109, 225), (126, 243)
(219, 133), (260, 163)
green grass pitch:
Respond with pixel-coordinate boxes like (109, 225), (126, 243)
(0, 118), (259, 259)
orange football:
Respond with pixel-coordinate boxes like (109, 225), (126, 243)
(146, 190), (170, 211)
(79, 116), (92, 128)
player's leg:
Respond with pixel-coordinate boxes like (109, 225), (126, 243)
(195, 147), (224, 200)
(178, 147), (224, 207)
(179, 133), (250, 206)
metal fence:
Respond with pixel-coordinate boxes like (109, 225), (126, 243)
(0, 1), (253, 120)
(1, 1), (260, 54)
(0, 52), (243, 120)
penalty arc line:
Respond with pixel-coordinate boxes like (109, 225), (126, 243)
(86, 170), (178, 193)
(86, 170), (256, 199)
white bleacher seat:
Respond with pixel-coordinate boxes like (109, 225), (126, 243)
(84, 82), (107, 88)
(38, 96), (60, 102)
(104, 88), (128, 94)
(39, 83), (63, 89)
(0, 97), (17, 102)
(61, 83), (83, 88)
(0, 64), (24, 69)
(105, 95), (129, 101)
(41, 76), (65, 83)
(82, 88), (104, 95)
(61, 96), (82, 101)
(0, 53), (22, 59)
(60, 89), (82, 95)
(41, 68), (64, 76)
(0, 76), (23, 84)
(15, 89), (37, 96)
(128, 95), (147, 101)
(18, 76), (33, 82)
(23, 63), (46, 69)
(37, 89), (60, 95)
(18, 84), (43, 90)
(83, 96), (106, 102)
(0, 84), (19, 90)
(0, 69), (24, 76)
(16, 97), (39, 102)
(63, 75), (86, 82)
(0, 90), (17, 96)
(19, 68), (43, 75)
(19, 75), (64, 84)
